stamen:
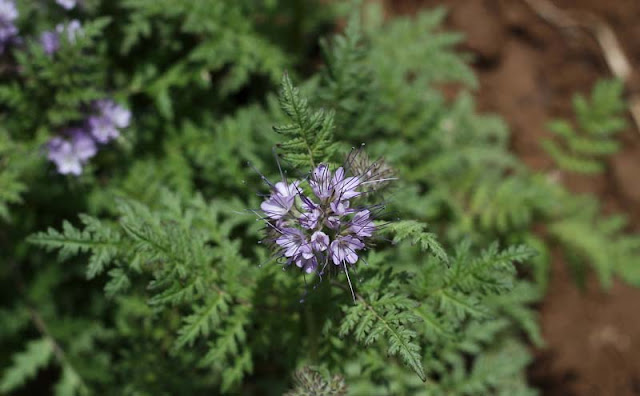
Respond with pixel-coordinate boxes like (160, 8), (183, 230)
(343, 264), (356, 302)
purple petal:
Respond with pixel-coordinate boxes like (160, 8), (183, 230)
(88, 116), (119, 143)
(310, 164), (332, 199)
(329, 235), (364, 265)
(349, 210), (376, 238)
(261, 194), (294, 220)
(70, 129), (97, 161)
(40, 31), (60, 55)
(47, 137), (83, 175)
(311, 231), (329, 252)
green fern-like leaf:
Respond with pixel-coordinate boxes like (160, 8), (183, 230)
(174, 293), (230, 349)
(28, 217), (120, 279)
(274, 73), (338, 169)
(550, 208), (640, 289)
(543, 78), (626, 174)
(0, 338), (54, 393)
(385, 220), (449, 264)
(339, 289), (425, 382)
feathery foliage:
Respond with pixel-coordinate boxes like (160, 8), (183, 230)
(0, 338), (53, 393)
(274, 73), (338, 169)
(542, 79), (626, 173)
(2, 2), (639, 394)
(549, 196), (640, 288)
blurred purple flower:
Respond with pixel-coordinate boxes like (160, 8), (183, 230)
(55, 19), (82, 43)
(310, 164), (332, 200)
(299, 207), (320, 229)
(41, 20), (82, 55)
(47, 129), (96, 175)
(56, 0), (76, 10)
(95, 99), (131, 129)
(40, 31), (59, 55)
(0, 0), (18, 54)
(331, 167), (361, 201)
(87, 115), (119, 143)
(88, 99), (131, 143)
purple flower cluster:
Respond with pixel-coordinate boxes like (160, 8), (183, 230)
(40, 20), (82, 55)
(56, 0), (77, 10)
(261, 161), (385, 278)
(47, 99), (131, 175)
(88, 99), (131, 143)
(0, 0), (18, 54)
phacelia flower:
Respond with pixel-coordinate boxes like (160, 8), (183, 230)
(259, 153), (394, 296)
(87, 99), (131, 143)
(0, 0), (18, 54)
(95, 98), (131, 129)
(311, 231), (329, 252)
(47, 129), (96, 175)
(276, 228), (311, 260)
(309, 164), (361, 202)
(41, 20), (82, 55)
(57, 19), (82, 42)
(46, 99), (131, 175)
(40, 31), (60, 55)
(330, 235), (364, 266)
(56, 0), (77, 10)
(349, 210), (375, 238)
(260, 180), (300, 220)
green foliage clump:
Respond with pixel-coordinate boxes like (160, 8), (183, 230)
(549, 195), (640, 289)
(1, 1), (638, 395)
(542, 79), (627, 173)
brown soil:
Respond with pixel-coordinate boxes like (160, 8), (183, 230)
(384, 1), (640, 394)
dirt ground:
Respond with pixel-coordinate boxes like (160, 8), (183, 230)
(384, 0), (640, 394)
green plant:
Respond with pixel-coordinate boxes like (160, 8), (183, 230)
(542, 78), (627, 173)
(1, 2), (638, 395)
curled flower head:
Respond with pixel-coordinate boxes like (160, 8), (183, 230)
(258, 152), (394, 296)
(348, 151), (395, 193)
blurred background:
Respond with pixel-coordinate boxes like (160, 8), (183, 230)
(383, 1), (640, 394)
